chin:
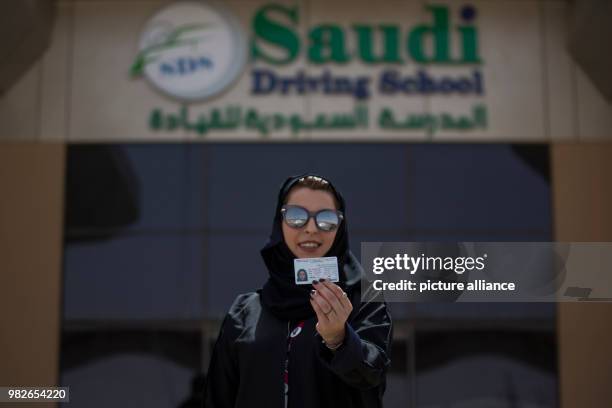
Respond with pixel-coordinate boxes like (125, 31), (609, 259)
(293, 247), (328, 259)
(300, 252), (325, 259)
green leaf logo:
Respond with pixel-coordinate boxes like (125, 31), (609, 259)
(130, 23), (214, 77)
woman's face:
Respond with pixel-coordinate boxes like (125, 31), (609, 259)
(282, 187), (338, 259)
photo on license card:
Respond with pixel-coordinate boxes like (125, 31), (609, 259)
(294, 256), (339, 285)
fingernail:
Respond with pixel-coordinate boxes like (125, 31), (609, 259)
(312, 280), (319, 285)
(310, 290), (316, 296)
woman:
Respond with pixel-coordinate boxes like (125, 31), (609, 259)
(203, 174), (393, 408)
(297, 269), (309, 282)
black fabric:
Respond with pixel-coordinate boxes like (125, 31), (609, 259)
(260, 173), (351, 321)
(203, 174), (393, 408)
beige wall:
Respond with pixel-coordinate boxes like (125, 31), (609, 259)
(552, 142), (612, 407)
(0, 143), (65, 407)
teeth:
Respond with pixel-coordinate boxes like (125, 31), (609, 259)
(299, 242), (320, 248)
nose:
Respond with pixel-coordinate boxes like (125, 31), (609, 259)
(304, 216), (318, 233)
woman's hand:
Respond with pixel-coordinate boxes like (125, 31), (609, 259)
(309, 279), (353, 346)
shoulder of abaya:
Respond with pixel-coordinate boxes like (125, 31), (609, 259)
(226, 291), (260, 323)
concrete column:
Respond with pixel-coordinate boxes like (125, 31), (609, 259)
(552, 142), (612, 407)
(0, 142), (65, 407)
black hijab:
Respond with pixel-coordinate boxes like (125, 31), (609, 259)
(259, 173), (360, 321)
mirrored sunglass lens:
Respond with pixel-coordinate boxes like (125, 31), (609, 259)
(284, 207), (308, 228)
(316, 211), (339, 231)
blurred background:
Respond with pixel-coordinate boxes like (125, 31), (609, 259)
(1, 0), (611, 407)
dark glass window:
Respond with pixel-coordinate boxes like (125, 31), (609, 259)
(61, 143), (556, 408)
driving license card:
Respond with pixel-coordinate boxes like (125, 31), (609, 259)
(294, 256), (339, 285)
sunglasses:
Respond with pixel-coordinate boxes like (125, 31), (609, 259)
(280, 205), (344, 232)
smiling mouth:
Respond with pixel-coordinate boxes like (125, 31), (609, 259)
(298, 241), (321, 249)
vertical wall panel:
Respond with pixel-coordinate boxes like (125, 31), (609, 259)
(552, 143), (612, 408)
(0, 143), (65, 398)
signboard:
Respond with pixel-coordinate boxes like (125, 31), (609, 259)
(131, 1), (489, 139)
(50, 0), (594, 142)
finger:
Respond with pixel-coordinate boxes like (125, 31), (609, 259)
(312, 292), (334, 319)
(328, 281), (352, 312)
(314, 282), (344, 314)
(317, 281), (349, 316)
(339, 288), (353, 312)
(321, 280), (352, 312)
(309, 295), (330, 323)
(310, 297), (327, 322)
(317, 282), (349, 321)
(311, 289), (334, 315)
